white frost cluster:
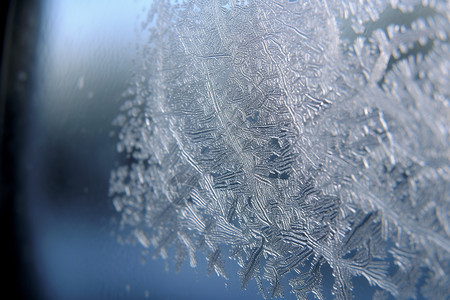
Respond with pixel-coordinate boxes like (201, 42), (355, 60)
(109, 0), (450, 299)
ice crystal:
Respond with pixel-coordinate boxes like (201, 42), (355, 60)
(109, 1), (450, 299)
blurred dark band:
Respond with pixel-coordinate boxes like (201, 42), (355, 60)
(1, 1), (43, 299)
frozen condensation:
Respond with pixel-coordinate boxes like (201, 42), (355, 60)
(109, 0), (450, 299)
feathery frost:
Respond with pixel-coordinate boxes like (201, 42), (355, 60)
(109, 0), (450, 299)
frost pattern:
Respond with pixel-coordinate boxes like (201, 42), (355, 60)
(109, 1), (450, 299)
